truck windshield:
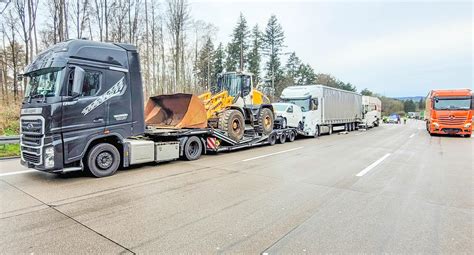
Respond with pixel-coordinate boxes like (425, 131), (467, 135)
(273, 104), (289, 112)
(24, 68), (63, 99)
(434, 98), (471, 110)
(282, 99), (310, 112)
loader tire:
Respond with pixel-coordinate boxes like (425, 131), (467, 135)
(256, 108), (274, 135)
(219, 110), (245, 141)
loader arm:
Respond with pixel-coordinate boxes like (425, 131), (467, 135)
(199, 91), (234, 119)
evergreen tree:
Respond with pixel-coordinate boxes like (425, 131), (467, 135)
(225, 13), (249, 71)
(261, 15), (286, 97)
(404, 99), (416, 112)
(212, 43), (225, 92)
(247, 25), (261, 84)
(285, 52), (301, 85)
(195, 38), (214, 91)
(361, 88), (374, 96)
(296, 64), (316, 85)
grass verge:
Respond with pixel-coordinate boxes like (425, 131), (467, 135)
(0, 144), (20, 158)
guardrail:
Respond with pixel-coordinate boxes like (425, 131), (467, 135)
(0, 135), (20, 145)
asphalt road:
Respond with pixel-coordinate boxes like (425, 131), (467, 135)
(1, 120), (472, 254)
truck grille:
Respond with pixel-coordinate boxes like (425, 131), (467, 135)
(22, 152), (41, 164)
(20, 116), (44, 165)
(438, 116), (466, 126)
(21, 118), (43, 135)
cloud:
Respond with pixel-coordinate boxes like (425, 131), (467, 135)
(323, 18), (472, 69)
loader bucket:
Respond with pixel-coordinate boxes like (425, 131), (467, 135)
(145, 93), (208, 129)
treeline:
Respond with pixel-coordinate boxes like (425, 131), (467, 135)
(0, 0), (357, 104)
(361, 88), (425, 115)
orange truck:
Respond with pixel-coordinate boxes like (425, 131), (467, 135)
(425, 89), (472, 137)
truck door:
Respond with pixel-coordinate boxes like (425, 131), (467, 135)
(105, 69), (131, 128)
(62, 66), (107, 163)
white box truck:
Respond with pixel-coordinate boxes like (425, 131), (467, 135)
(280, 85), (363, 137)
(360, 96), (382, 128)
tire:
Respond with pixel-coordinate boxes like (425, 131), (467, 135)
(282, 118), (287, 129)
(288, 131), (296, 142)
(279, 133), (287, 144)
(268, 133), (277, 145)
(314, 125), (320, 138)
(257, 108), (274, 135)
(183, 136), (202, 161)
(86, 143), (120, 178)
(219, 109), (245, 141)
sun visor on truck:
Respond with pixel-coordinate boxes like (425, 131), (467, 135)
(145, 93), (208, 129)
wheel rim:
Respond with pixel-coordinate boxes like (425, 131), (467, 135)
(232, 119), (241, 133)
(187, 141), (200, 158)
(96, 151), (113, 170)
(264, 116), (271, 129)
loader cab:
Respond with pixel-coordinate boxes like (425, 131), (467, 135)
(216, 72), (252, 98)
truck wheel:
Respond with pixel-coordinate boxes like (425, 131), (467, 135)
(288, 131), (296, 142)
(282, 118), (287, 129)
(183, 136), (202, 161)
(257, 108), (274, 135)
(268, 133), (277, 145)
(219, 110), (245, 141)
(314, 125), (320, 138)
(279, 133), (287, 144)
(86, 143), (120, 178)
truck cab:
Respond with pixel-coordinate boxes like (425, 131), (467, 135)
(425, 89), (472, 137)
(20, 40), (145, 175)
(360, 96), (381, 128)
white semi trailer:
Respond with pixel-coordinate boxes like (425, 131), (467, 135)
(360, 96), (382, 128)
(280, 85), (363, 137)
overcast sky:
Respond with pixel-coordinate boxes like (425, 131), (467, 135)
(190, 0), (472, 97)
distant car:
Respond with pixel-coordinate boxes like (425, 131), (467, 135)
(387, 114), (400, 124)
(272, 102), (303, 129)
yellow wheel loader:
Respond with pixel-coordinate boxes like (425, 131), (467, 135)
(144, 71), (274, 142)
(198, 72), (274, 141)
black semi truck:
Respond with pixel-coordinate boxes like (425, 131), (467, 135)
(20, 40), (298, 177)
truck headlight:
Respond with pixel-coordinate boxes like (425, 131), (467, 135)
(465, 123), (472, 128)
(433, 122), (439, 128)
(44, 146), (55, 169)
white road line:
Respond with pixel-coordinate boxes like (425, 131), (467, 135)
(0, 169), (37, 177)
(356, 153), (391, 177)
(242, 147), (304, 162)
(409, 133), (415, 138)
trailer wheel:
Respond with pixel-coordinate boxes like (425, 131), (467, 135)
(278, 133), (287, 144)
(183, 136), (202, 161)
(268, 133), (277, 145)
(257, 108), (274, 135)
(86, 143), (120, 178)
(220, 109), (245, 141)
(288, 131), (296, 142)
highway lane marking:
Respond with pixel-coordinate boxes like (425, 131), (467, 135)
(356, 153), (391, 177)
(0, 169), (37, 177)
(242, 147), (304, 162)
(409, 133), (416, 138)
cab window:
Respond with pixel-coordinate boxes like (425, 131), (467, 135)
(312, 98), (319, 110)
(67, 69), (102, 97)
(81, 71), (101, 96)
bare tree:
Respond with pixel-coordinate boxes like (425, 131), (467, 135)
(166, 0), (189, 92)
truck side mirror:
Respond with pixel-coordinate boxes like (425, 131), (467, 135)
(72, 66), (85, 98)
